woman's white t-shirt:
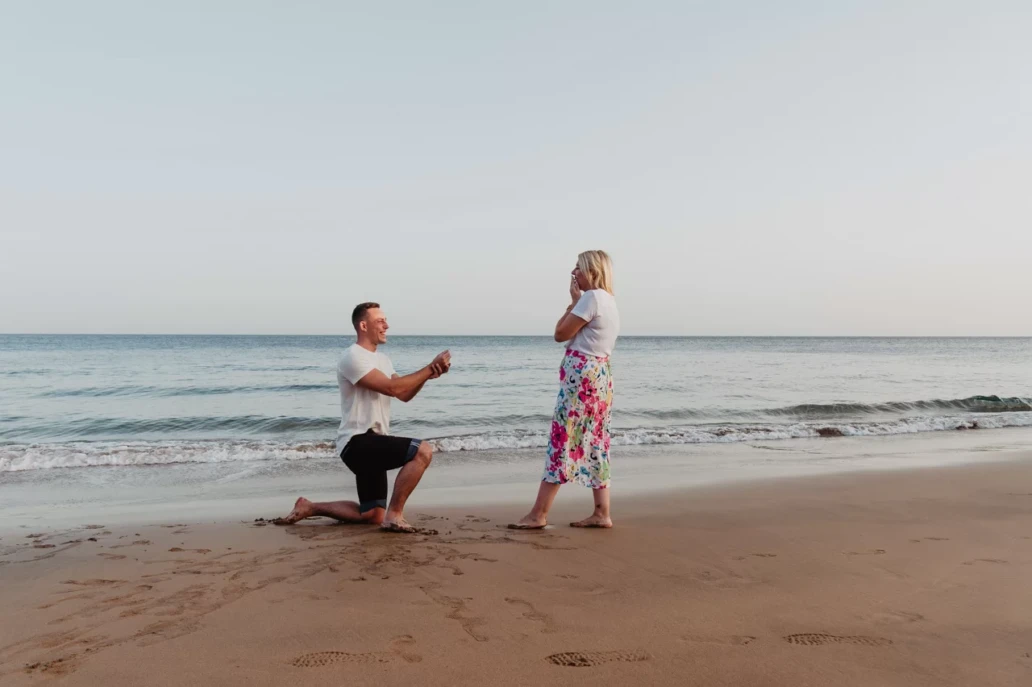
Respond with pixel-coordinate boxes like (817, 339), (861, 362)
(568, 289), (620, 358)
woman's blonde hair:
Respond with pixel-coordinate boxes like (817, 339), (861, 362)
(577, 250), (614, 294)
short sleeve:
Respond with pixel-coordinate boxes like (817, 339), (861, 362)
(338, 350), (376, 385)
(571, 290), (599, 322)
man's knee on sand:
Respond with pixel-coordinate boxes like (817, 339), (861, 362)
(363, 508), (385, 525)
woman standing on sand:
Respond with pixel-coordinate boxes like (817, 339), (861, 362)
(511, 250), (620, 529)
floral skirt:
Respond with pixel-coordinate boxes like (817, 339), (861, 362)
(542, 349), (613, 489)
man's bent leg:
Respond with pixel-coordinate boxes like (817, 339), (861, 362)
(274, 497), (379, 525)
(383, 441), (433, 530)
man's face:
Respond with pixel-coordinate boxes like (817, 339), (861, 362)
(362, 308), (389, 344)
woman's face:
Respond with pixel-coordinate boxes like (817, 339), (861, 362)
(572, 264), (591, 290)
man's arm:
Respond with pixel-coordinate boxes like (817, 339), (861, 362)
(391, 368), (437, 403)
(399, 356), (450, 401)
(355, 351), (450, 403)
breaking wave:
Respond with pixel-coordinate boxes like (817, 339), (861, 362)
(3, 409), (1030, 472)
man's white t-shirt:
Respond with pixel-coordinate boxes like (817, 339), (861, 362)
(336, 344), (395, 454)
(569, 289), (620, 358)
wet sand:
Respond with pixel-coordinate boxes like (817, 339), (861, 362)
(1, 456), (1030, 686)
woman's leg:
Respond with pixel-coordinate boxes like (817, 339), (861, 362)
(511, 481), (561, 528)
(570, 487), (612, 528)
(571, 358), (613, 528)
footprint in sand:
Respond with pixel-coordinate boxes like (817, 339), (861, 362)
(292, 652), (394, 667)
(844, 549), (886, 556)
(389, 635), (422, 664)
(546, 649), (651, 667)
(909, 537), (950, 543)
(783, 633), (892, 647)
(962, 558), (1008, 566)
(291, 636), (421, 667)
(505, 597), (557, 634)
(732, 553), (777, 560)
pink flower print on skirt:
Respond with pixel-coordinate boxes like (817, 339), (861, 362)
(542, 348), (614, 489)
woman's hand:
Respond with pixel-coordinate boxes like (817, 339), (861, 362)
(569, 274), (583, 304)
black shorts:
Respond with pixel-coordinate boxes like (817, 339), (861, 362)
(340, 430), (422, 513)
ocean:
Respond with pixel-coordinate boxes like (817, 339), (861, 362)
(3, 334), (1032, 528)
(2, 335), (1031, 474)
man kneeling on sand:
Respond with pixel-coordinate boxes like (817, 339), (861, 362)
(277, 302), (450, 533)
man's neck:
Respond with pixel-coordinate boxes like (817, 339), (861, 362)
(356, 337), (377, 353)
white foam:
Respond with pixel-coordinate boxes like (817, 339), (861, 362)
(0, 440), (333, 473)
(3, 412), (1031, 472)
(433, 413), (1032, 452)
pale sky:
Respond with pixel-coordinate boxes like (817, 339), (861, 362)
(2, 1), (1030, 336)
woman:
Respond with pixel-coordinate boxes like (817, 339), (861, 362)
(511, 250), (620, 529)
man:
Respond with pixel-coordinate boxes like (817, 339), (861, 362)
(276, 302), (450, 533)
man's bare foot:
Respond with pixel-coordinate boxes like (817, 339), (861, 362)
(570, 514), (612, 528)
(381, 514), (416, 533)
(508, 514), (548, 530)
(273, 497), (314, 525)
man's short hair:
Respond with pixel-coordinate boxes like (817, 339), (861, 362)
(351, 302), (380, 330)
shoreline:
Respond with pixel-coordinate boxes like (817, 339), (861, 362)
(4, 426), (1032, 534)
(2, 455), (1030, 685)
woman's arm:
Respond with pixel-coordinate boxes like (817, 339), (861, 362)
(555, 275), (591, 342)
(554, 303), (589, 342)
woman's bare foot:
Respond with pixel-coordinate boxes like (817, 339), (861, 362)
(273, 497), (314, 525)
(508, 514), (548, 530)
(570, 514), (612, 528)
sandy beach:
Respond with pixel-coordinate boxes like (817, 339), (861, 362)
(5, 1), (1031, 684)
(2, 450), (1030, 686)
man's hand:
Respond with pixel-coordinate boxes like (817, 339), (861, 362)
(431, 350), (451, 372)
(428, 350), (451, 379)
